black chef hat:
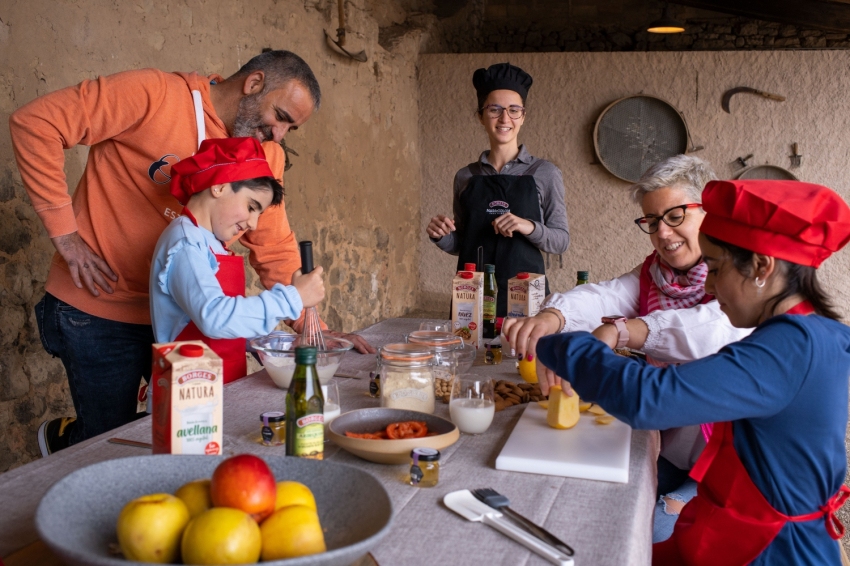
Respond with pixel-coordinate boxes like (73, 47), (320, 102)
(472, 63), (533, 104)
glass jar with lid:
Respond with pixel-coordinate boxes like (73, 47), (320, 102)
(406, 331), (461, 398)
(377, 343), (436, 414)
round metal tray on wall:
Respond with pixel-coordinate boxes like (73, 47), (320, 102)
(735, 164), (799, 181)
(593, 95), (691, 183)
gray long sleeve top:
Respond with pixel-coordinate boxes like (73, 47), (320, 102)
(433, 145), (570, 255)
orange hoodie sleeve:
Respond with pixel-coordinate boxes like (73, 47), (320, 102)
(8, 69), (169, 238)
(241, 142), (326, 332)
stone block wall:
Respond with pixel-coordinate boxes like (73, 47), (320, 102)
(0, 0), (423, 472)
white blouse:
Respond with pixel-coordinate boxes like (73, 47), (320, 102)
(542, 264), (752, 364)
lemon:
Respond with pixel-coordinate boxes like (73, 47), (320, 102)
(517, 358), (538, 383)
(116, 493), (190, 563)
(181, 507), (261, 565)
(174, 479), (212, 519)
(260, 505), (326, 560)
(275, 481), (317, 511)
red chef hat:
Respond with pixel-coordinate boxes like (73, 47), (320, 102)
(699, 180), (850, 267)
(169, 137), (280, 205)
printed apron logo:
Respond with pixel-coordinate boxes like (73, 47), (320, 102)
(487, 200), (510, 216)
(148, 154), (180, 184)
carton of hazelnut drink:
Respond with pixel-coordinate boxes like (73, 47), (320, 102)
(152, 341), (223, 455)
(452, 270), (483, 349)
(507, 272), (546, 318)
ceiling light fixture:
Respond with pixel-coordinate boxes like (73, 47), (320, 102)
(647, 5), (685, 34)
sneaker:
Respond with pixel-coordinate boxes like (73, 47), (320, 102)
(37, 417), (76, 457)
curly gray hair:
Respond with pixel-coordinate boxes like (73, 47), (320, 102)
(630, 155), (717, 204)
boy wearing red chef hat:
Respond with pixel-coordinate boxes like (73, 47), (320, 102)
(150, 137), (324, 383)
(532, 180), (850, 565)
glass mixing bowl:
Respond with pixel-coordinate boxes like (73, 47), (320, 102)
(250, 332), (354, 389)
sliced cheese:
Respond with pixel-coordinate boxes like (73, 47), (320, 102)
(546, 386), (580, 430)
(578, 401), (592, 413)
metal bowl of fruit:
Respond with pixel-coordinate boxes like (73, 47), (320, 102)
(251, 332), (354, 389)
(35, 454), (391, 566)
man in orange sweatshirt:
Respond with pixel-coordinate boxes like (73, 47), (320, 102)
(10, 50), (373, 456)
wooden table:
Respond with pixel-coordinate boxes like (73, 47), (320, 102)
(0, 318), (659, 565)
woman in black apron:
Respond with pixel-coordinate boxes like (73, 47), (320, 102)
(427, 63), (570, 318)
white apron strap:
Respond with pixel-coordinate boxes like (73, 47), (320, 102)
(191, 90), (206, 150)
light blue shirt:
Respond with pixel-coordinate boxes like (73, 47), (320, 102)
(150, 216), (303, 343)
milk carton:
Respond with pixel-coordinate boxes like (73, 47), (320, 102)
(152, 341), (223, 455)
(507, 273), (546, 318)
(452, 271), (483, 349)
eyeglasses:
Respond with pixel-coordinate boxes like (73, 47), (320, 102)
(481, 104), (526, 120)
(634, 203), (702, 234)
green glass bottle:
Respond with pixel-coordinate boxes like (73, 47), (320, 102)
(576, 271), (590, 286)
(483, 264), (497, 339)
(285, 346), (325, 459)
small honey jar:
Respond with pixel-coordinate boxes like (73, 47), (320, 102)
(409, 447), (440, 487)
(259, 411), (285, 446)
(484, 343), (502, 365)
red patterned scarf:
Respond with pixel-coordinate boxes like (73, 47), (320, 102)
(644, 253), (709, 313)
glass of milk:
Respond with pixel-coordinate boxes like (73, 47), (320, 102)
(322, 381), (342, 442)
(449, 375), (495, 435)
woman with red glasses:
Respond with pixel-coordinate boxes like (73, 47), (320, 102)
(504, 154), (751, 542)
(425, 62), (569, 319)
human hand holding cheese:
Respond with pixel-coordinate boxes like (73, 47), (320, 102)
(291, 266), (325, 308)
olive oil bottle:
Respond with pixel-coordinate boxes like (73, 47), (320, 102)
(285, 346), (325, 459)
(483, 264), (498, 339)
(576, 271), (590, 286)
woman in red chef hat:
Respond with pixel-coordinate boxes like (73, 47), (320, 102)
(149, 137), (324, 383)
(532, 180), (850, 565)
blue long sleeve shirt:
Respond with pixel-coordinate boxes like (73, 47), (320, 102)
(150, 216), (303, 343)
(537, 314), (850, 565)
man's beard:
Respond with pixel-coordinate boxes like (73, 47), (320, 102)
(232, 92), (273, 142)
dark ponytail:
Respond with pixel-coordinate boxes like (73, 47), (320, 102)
(704, 235), (841, 320)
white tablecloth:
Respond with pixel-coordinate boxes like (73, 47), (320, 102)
(0, 318), (659, 565)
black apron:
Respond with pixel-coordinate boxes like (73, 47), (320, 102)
(457, 160), (549, 317)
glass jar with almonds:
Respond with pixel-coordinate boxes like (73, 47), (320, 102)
(405, 331), (461, 400)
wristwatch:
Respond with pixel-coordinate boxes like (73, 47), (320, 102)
(601, 315), (629, 349)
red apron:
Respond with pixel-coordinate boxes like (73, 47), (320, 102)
(175, 210), (247, 384)
(652, 301), (850, 565)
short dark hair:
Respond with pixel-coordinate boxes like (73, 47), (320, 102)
(231, 176), (284, 207)
(703, 234), (841, 320)
(229, 50), (321, 110)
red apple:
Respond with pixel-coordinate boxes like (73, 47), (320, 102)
(210, 454), (276, 522)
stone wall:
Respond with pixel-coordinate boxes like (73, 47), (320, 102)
(0, 0), (423, 471)
(403, 0), (850, 54)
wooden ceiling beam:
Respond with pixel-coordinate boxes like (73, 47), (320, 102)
(669, 0), (850, 33)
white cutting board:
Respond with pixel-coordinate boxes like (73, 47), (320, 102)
(496, 402), (632, 483)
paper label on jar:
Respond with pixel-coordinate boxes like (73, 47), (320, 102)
(293, 413), (324, 459)
(388, 388), (432, 403)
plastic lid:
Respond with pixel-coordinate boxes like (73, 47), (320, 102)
(516, 272), (529, 279)
(484, 264), (495, 273)
(295, 345), (317, 364)
(179, 344), (204, 358)
(260, 411), (285, 423)
(464, 263), (477, 271)
(459, 271), (474, 279)
(411, 447), (440, 461)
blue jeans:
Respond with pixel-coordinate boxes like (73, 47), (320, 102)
(35, 293), (153, 445)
